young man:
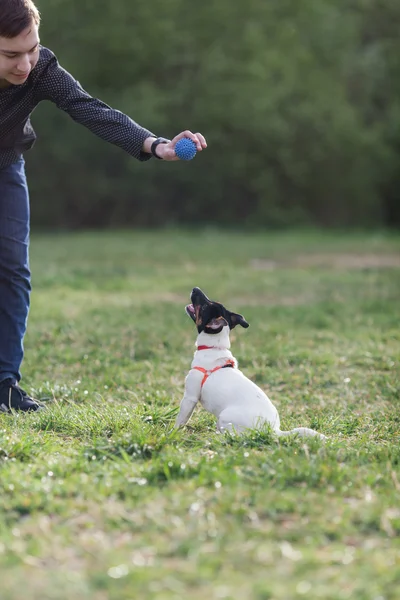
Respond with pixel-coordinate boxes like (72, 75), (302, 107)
(0, 0), (207, 412)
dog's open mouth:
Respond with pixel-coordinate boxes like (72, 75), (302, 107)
(186, 303), (202, 325)
(185, 304), (195, 317)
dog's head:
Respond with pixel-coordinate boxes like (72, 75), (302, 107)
(185, 287), (249, 334)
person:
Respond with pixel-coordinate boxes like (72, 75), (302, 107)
(0, 0), (207, 412)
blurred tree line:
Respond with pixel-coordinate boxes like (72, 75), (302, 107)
(27, 0), (400, 228)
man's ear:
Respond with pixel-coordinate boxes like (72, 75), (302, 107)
(230, 312), (249, 329)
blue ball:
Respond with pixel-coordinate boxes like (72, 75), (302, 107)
(175, 138), (197, 161)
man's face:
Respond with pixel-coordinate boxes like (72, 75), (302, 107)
(0, 21), (40, 85)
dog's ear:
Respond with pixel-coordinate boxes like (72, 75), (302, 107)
(230, 312), (249, 329)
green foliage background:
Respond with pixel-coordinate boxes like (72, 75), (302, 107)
(27, 0), (400, 228)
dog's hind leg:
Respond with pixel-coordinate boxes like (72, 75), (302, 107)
(217, 407), (254, 434)
(277, 427), (327, 440)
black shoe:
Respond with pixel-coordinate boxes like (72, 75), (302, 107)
(0, 379), (43, 413)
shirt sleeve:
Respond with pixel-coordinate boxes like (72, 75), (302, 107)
(34, 53), (156, 161)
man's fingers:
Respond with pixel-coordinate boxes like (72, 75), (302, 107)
(195, 133), (207, 149)
(171, 130), (205, 151)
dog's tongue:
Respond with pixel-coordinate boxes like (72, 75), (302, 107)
(186, 304), (195, 315)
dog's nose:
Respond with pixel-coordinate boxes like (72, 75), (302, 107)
(191, 287), (208, 302)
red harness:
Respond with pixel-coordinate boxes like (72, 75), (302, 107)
(193, 345), (235, 388)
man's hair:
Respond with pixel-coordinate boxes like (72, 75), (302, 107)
(0, 0), (40, 39)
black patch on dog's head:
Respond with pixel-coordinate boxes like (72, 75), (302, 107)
(185, 287), (249, 334)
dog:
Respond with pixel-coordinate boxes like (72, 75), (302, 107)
(175, 287), (326, 439)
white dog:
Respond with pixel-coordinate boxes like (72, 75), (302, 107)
(175, 287), (326, 439)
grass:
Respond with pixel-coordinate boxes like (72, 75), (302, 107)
(0, 229), (399, 600)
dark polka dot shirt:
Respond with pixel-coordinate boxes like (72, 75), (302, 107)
(0, 46), (156, 169)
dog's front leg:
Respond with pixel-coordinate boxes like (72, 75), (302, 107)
(175, 372), (202, 428)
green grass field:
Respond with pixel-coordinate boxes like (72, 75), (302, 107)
(1, 230), (399, 600)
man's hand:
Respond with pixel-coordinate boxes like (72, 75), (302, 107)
(144, 131), (207, 161)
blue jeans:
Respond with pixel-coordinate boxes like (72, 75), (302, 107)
(0, 158), (31, 383)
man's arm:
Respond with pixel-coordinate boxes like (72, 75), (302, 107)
(34, 48), (207, 161)
(35, 52), (156, 161)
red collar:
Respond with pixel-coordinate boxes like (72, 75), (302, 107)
(197, 345), (224, 351)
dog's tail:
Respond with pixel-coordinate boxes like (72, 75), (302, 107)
(276, 427), (327, 440)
